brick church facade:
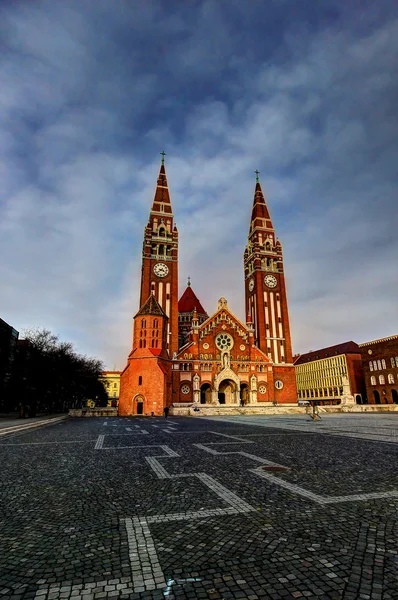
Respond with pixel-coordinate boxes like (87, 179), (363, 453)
(118, 160), (296, 416)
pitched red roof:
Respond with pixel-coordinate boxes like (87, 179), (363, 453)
(136, 294), (167, 317)
(178, 285), (207, 315)
(294, 341), (360, 365)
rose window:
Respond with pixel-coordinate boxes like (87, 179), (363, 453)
(215, 333), (233, 351)
(181, 385), (190, 395)
(258, 385), (266, 394)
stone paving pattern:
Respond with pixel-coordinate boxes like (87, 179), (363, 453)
(0, 414), (397, 599)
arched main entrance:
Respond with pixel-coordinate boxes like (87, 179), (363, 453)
(240, 383), (249, 405)
(200, 383), (212, 404)
(355, 394), (362, 404)
(392, 389), (398, 404)
(373, 390), (381, 404)
(218, 379), (236, 404)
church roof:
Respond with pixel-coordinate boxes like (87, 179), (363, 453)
(178, 283), (207, 315)
(136, 294), (167, 317)
(294, 341), (360, 365)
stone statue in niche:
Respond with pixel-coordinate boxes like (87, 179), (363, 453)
(250, 375), (257, 391)
(222, 352), (230, 370)
(193, 374), (200, 391)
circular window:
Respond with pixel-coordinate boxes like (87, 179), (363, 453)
(181, 385), (190, 395)
(215, 333), (233, 351)
(275, 380), (283, 390)
(240, 344), (246, 351)
(203, 343), (209, 350)
(258, 385), (266, 394)
(368, 349), (372, 355)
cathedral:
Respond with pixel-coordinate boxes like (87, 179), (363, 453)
(118, 158), (296, 416)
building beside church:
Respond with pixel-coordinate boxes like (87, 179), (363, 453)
(118, 159), (296, 416)
(358, 335), (398, 404)
(294, 341), (365, 405)
(100, 371), (121, 406)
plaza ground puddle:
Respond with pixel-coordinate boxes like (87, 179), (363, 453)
(260, 465), (290, 472)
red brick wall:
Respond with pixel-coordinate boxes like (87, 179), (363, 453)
(119, 356), (172, 416)
(360, 337), (398, 404)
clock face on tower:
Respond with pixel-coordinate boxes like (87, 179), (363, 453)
(264, 274), (277, 288)
(153, 263), (169, 278)
(248, 278), (254, 292)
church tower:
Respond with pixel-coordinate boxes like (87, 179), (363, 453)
(244, 174), (293, 365)
(140, 155), (179, 357)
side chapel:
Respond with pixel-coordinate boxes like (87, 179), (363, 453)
(118, 159), (296, 416)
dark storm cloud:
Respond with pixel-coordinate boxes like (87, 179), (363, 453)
(0, 0), (397, 366)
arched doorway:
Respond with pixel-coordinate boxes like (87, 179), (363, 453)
(240, 383), (249, 405)
(134, 395), (144, 414)
(373, 390), (381, 404)
(218, 379), (236, 404)
(200, 383), (211, 404)
(355, 395), (362, 405)
(392, 389), (398, 404)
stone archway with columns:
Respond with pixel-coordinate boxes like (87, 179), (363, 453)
(212, 367), (241, 404)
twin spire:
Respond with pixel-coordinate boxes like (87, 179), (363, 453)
(151, 154), (271, 228)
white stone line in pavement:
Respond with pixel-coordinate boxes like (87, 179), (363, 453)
(124, 517), (166, 593)
(166, 421), (178, 425)
(142, 507), (245, 523)
(196, 472), (255, 512)
(126, 427), (132, 431)
(210, 431), (255, 442)
(193, 444), (284, 468)
(0, 440), (94, 446)
(251, 468), (327, 504)
(160, 445), (180, 457)
(146, 457), (171, 478)
(250, 468), (398, 505)
(103, 421), (108, 426)
(94, 435), (104, 450)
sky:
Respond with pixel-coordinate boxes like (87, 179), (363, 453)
(1, 0), (397, 369)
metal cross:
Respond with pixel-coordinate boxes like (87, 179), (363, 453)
(160, 151), (167, 165)
(187, 276), (191, 287)
(254, 169), (260, 182)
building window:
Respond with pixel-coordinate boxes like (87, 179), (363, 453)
(369, 361), (373, 371)
(153, 319), (158, 329)
(381, 359), (386, 369)
(379, 375), (385, 385)
(373, 361), (377, 370)
(377, 360), (382, 370)
(141, 319), (146, 329)
(370, 375), (376, 385)
(113, 383), (117, 388)
(388, 374), (395, 384)
(138, 376), (142, 385)
(391, 357), (396, 368)
(113, 392), (116, 398)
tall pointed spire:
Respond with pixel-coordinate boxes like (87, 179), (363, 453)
(250, 174), (273, 234)
(151, 155), (172, 215)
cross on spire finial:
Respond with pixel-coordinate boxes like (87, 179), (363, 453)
(254, 169), (260, 182)
(160, 151), (167, 165)
(187, 276), (191, 287)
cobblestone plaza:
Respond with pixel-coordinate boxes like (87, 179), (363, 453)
(1, 414), (397, 599)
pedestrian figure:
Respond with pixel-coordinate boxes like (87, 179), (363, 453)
(240, 398), (244, 407)
(151, 411), (155, 417)
(163, 406), (169, 419)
